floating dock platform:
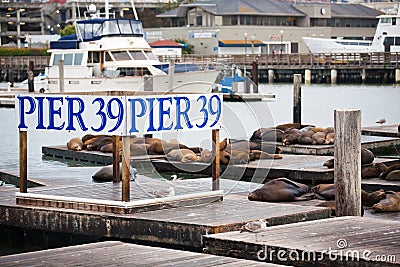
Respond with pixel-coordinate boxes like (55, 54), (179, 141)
(203, 216), (400, 266)
(362, 124), (400, 138)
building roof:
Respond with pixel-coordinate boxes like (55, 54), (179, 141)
(219, 39), (265, 47)
(149, 39), (183, 47)
(157, 0), (382, 19)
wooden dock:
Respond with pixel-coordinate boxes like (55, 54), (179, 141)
(262, 135), (400, 156)
(362, 124), (400, 138)
(41, 146), (400, 183)
(0, 167), (331, 248)
(203, 216), (400, 266)
(0, 241), (282, 267)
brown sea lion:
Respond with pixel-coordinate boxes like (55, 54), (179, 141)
(198, 148), (231, 165)
(379, 163), (400, 179)
(229, 149), (250, 164)
(282, 128), (302, 145)
(248, 178), (310, 202)
(372, 191), (400, 212)
(325, 132), (334, 144)
(130, 143), (150, 156)
(86, 135), (112, 151)
(251, 150), (282, 160)
(226, 140), (281, 154)
(362, 189), (386, 207)
(361, 149), (375, 165)
(362, 162), (386, 179)
(311, 184), (336, 200)
(81, 134), (98, 143)
(386, 170), (400, 181)
(312, 132), (327, 145)
(92, 163), (137, 182)
(323, 127), (334, 135)
(259, 128), (284, 142)
(311, 127), (325, 133)
(316, 200), (365, 216)
(167, 149), (199, 162)
(297, 130), (314, 145)
(275, 123), (315, 131)
(67, 137), (83, 151)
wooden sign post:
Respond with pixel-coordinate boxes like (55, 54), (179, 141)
(19, 130), (27, 193)
(293, 74), (302, 124)
(112, 135), (120, 182)
(212, 129), (220, 191)
(122, 136), (131, 202)
(334, 109), (362, 216)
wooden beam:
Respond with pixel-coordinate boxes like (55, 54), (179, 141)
(19, 130), (27, 193)
(212, 129), (220, 191)
(122, 136), (131, 202)
(293, 74), (302, 124)
(112, 135), (120, 183)
(334, 109), (362, 216)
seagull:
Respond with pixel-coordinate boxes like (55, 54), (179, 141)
(376, 118), (386, 125)
(152, 187), (175, 198)
(240, 219), (268, 242)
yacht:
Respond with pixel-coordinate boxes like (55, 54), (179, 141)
(302, 11), (400, 54)
(32, 5), (221, 94)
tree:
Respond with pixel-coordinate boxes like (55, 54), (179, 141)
(60, 25), (76, 36)
(174, 38), (195, 54)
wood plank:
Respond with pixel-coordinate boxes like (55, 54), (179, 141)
(203, 217), (400, 266)
(362, 124), (400, 138)
(0, 241), (283, 266)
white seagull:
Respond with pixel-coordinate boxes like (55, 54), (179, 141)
(152, 187), (175, 198)
(376, 118), (386, 125)
(240, 219), (268, 242)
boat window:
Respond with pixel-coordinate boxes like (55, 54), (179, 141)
(383, 37), (394, 46)
(118, 20), (132, 34)
(64, 54), (73, 65)
(74, 53), (83, 65)
(53, 54), (62, 65)
(112, 51), (131, 61)
(145, 51), (158, 60)
(117, 67), (151, 77)
(103, 20), (118, 35)
(130, 51), (147, 60)
(87, 51), (100, 63)
(380, 17), (391, 24)
(105, 52), (113, 62)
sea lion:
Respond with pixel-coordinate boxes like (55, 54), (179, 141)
(311, 184), (335, 200)
(372, 191), (400, 212)
(226, 140), (281, 154)
(67, 137), (84, 151)
(362, 162), (386, 179)
(86, 135), (113, 151)
(379, 163), (400, 179)
(275, 123), (315, 131)
(81, 134), (98, 143)
(386, 170), (400, 181)
(297, 130), (314, 145)
(316, 200), (365, 216)
(251, 150), (282, 160)
(311, 132), (327, 145)
(323, 127), (334, 135)
(92, 163), (137, 182)
(282, 128), (302, 145)
(229, 149), (250, 164)
(323, 148), (375, 169)
(362, 189), (386, 207)
(130, 143), (150, 156)
(325, 132), (334, 144)
(259, 128), (284, 142)
(167, 149), (199, 162)
(248, 178), (310, 202)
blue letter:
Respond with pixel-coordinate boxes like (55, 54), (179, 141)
(66, 97), (88, 131)
(174, 96), (193, 130)
(128, 98), (147, 133)
(47, 97), (65, 130)
(35, 97), (46, 130)
(157, 97), (173, 131)
(145, 97), (156, 132)
(17, 95), (36, 129)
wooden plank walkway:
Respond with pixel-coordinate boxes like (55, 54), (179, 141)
(0, 241), (283, 267)
(261, 135), (400, 155)
(362, 124), (400, 138)
(40, 146), (400, 183)
(203, 216), (400, 266)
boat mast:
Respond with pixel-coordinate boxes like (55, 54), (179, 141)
(130, 0), (138, 20)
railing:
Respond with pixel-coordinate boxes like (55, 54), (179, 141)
(175, 53), (400, 69)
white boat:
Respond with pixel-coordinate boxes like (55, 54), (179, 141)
(30, 5), (221, 94)
(303, 11), (400, 54)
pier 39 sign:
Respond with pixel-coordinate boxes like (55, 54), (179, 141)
(15, 94), (223, 135)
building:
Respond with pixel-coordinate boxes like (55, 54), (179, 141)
(150, 0), (383, 54)
(149, 39), (183, 58)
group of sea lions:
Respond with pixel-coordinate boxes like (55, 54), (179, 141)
(250, 123), (334, 145)
(248, 177), (400, 214)
(66, 135), (283, 165)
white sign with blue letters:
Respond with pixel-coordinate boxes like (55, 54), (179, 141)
(15, 94), (223, 135)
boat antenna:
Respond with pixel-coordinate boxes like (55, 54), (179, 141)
(130, 0), (139, 20)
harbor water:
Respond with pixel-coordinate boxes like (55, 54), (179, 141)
(0, 83), (399, 170)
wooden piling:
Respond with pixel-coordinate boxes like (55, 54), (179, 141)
(58, 60), (65, 93)
(293, 74), (302, 124)
(112, 135), (120, 182)
(19, 130), (27, 193)
(28, 61), (34, 92)
(212, 129), (220, 191)
(121, 136), (131, 202)
(251, 61), (259, 93)
(334, 109), (362, 216)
